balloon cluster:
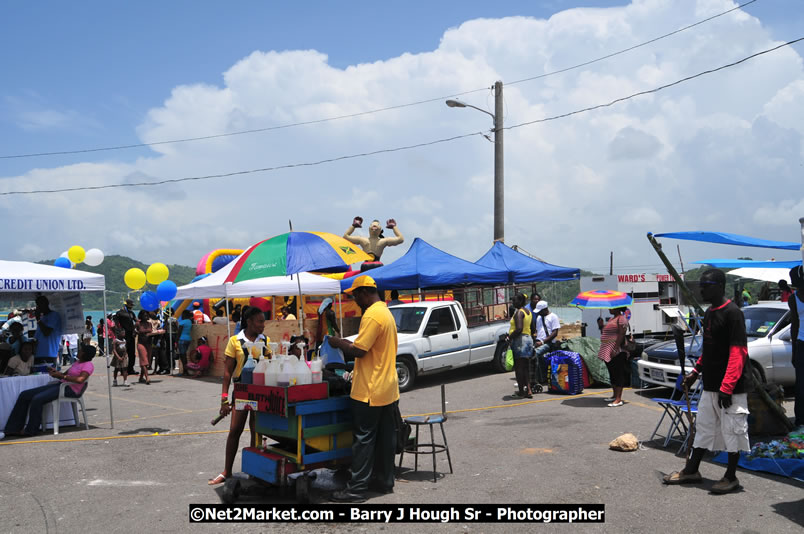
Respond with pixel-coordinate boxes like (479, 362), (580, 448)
(53, 245), (104, 269)
(124, 263), (178, 311)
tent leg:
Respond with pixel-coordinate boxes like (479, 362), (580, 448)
(225, 298), (231, 339)
(296, 275), (304, 336)
(338, 293), (343, 337)
(102, 291), (114, 429)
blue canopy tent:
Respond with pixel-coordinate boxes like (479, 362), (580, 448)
(475, 242), (579, 283)
(339, 238), (509, 291)
(652, 231), (800, 251)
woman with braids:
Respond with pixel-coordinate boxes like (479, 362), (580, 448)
(208, 306), (270, 486)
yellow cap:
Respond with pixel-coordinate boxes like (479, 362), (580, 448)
(344, 275), (377, 294)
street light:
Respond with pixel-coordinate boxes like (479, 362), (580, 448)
(445, 80), (504, 243)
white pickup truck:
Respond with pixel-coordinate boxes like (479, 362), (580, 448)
(350, 301), (510, 392)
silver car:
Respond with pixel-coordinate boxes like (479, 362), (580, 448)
(636, 302), (796, 388)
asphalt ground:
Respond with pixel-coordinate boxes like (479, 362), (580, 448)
(1, 362), (802, 534)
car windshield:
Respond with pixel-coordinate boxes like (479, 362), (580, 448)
(390, 307), (427, 333)
(742, 307), (786, 338)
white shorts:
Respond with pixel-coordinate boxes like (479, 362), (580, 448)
(692, 390), (750, 453)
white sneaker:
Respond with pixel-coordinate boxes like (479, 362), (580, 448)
(123, 380), (130, 387)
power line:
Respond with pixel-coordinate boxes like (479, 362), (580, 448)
(0, 0), (759, 161)
(1, 36), (799, 198)
(504, 36), (803, 132)
(506, 0), (758, 87)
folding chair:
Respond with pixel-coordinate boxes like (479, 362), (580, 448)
(649, 376), (703, 448)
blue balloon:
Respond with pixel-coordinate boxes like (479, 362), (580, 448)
(156, 280), (178, 302)
(54, 257), (71, 269)
(140, 291), (159, 311)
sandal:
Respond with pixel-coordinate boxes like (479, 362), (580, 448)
(208, 473), (227, 485)
(607, 401), (624, 407)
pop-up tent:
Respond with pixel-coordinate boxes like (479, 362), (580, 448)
(339, 238), (509, 291)
(174, 270), (341, 300)
(475, 242), (579, 283)
(0, 260), (115, 428)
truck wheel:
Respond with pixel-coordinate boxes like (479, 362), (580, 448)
(492, 340), (509, 373)
(396, 356), (416, 392)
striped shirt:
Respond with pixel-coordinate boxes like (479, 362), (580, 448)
(598, 315), (627, 363)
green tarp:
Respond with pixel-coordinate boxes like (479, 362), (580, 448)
(562, 337), (610, 386)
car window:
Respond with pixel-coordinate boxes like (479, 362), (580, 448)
(743, 307), (786, 338)
(390, 307), (427, 334)
(425, 307), (457, 334)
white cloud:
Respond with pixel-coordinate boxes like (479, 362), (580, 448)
(753, 199), (804, 227)
(1, 0), (803, 272)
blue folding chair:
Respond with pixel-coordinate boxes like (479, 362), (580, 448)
(649, 376), (703, 448)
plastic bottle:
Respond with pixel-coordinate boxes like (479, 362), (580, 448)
(310, 355), (323, 384)
(277, 359), (290, 388)
(265, 356), (279, 386)
(241, 354), (256, 385)
(281, 341), (291, 355)
(296, 356), (312, 385)
(253, 358), (268, 386)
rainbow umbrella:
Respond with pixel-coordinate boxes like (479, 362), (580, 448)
(570, 290), (633, 309)
(224, 231), (372, 283)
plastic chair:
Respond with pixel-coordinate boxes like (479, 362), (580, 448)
(42, 382), (89, 435)
(649, 376), (703, 448)
(398, 384), (453, 482)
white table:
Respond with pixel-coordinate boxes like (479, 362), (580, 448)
(0, 374), (77, 432)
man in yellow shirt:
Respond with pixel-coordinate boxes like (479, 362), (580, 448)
(329, 275), (399, 502)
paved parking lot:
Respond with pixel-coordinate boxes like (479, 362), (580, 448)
(1, 364), (802, 533)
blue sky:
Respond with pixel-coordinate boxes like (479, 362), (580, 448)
(1, 0), (803, 271)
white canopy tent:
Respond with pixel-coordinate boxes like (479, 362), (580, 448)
(174, 271), (341, 300)
(0, 260), (115, 428)
(728, 267), (791, 284)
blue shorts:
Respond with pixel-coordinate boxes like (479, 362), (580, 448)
(511, 335), (534, 359)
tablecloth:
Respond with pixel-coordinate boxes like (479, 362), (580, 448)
(0, 374), (77, 431)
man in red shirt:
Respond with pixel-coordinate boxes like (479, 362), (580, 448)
(664, 269), (750, 494)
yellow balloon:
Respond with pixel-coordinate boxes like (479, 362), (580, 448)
(124, 268), (146, 290)
(68, 245), (86, 264)
(146, 263), (169, 285)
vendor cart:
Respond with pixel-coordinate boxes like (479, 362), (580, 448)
(222, 382), (352, 503)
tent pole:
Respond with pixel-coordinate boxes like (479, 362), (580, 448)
(296, 275), (304, 336)
(338, 293), (343, 337)
(102, 291), (114, 429)
(225, 296), (231, 339)
(169, 307), (174, 374)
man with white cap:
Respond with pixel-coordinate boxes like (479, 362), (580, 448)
(529, 300), (560, 388)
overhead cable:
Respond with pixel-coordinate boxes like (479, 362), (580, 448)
(0, 35), (798, 197)
(0, 0), (759, 160)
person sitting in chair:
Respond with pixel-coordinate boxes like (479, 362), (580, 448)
(4, 344), (96, 437)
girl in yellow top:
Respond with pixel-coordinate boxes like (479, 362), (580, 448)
(208, 306), (269, 486)
(508, 293), (534, 399)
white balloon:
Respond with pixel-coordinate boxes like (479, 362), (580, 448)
(84, 248), (105, 267)
(60, 250), (69, 258)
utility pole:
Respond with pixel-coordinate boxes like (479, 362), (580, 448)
(493, 80), (504, 243)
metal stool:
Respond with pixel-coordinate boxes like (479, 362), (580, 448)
(398, 384), (453, 482)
